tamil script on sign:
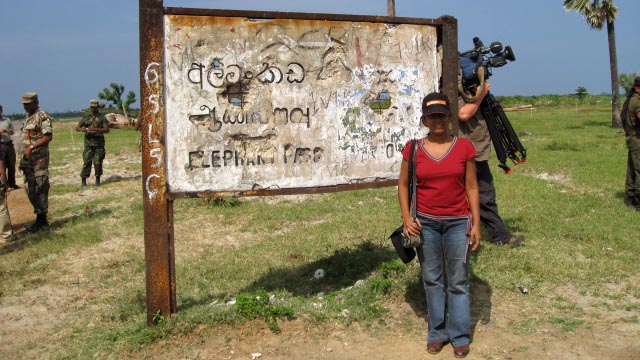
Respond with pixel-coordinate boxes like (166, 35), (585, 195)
(164, 15), (440, 192)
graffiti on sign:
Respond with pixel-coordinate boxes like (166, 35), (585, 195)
(164, 15), (441, 192)
(144, 62), (164, 201)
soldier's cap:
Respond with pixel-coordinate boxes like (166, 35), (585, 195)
(422, 92), (450, 117)
(634, 77), (640, 87)
(21, 92), (38, 104)
(90, 99), (99, 107)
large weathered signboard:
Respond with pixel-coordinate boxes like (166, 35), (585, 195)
(164, 15), (442, 193)
(139, 1), (458, 324)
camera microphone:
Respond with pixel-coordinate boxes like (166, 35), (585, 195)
(472, 37), (484, 49)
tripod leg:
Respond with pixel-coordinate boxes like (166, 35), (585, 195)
(480, 97), (511, 174)
(491, 96), (527, 162)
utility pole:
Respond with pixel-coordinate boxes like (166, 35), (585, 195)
(387, 0), (395, 17)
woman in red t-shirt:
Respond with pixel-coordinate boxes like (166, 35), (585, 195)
(398, 92), (481, 358)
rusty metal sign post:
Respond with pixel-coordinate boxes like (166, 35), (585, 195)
(140, 0), (175, 325)
(139, 0), (458, 325)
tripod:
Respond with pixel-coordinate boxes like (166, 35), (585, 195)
(478, 92), (527, 174)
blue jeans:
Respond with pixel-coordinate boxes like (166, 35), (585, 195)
(417, 217), (471, 346)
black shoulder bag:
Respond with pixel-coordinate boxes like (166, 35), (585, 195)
(389, 139), (419, 264)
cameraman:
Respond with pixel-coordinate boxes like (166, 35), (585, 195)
(457, 82), (525, 247)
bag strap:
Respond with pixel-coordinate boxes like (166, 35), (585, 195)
(408, 139), (418, 221)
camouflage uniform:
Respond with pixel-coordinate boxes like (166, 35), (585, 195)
(625, 90), (640, 207)
(20, 108), (53, 215)
(77, 112), (108, 179)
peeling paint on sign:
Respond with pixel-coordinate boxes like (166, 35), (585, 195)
(164, 15), (441, 192)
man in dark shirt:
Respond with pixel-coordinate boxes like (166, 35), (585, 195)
(457, 82), (525, 247)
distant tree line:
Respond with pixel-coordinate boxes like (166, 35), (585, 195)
(6, 107), (139, 121)
(496, 93), (612, 108)
(5, 82), (139, 120)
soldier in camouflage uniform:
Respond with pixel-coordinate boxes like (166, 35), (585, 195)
(624, 77), (640, 210)
(76, 99), (109, 186)
(20, 92), (53, 232)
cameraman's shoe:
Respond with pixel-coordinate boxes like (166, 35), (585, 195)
(503, 234), (524, 248)
(624, 195), (637, 207)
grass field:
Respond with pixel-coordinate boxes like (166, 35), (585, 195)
(0, 101), (638, 359)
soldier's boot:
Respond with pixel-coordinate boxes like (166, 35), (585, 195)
(40, 213), (49, 226)
(95, 176), (101, 186)
(81, 177), (87, 187)
(26, 214), (47, 233)
(25, 217), (39, 233)
(25, 220), (38, 233)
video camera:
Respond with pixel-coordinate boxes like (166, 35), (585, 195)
(459, 37), (515, 93)
(457, 37), (525, 174)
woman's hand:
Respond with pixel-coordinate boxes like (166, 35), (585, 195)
(402, 216), (422, 237)
(469, 225), (481, 251)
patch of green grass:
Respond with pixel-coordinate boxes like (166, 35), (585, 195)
(508, 318), (539, 335)
(547, 316), (585, 332)
(514, 345), (529, 352)
(544, 140), (580, 151)
(234, 290), (294, 332)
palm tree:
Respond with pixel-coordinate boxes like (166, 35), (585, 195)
(563, 0), (620, 128)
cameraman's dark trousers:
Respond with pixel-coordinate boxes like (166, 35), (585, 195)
(476, 160), (511, 244)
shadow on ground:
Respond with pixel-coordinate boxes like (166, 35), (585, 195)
(178, 240), (398, 311)
(0, 208), (113, 255)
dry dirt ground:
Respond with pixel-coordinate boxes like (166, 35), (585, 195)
(126, 281), (640, 360)
(1, 157), (639, 359)
(3, 179), (639, 360)
(128, 301), (640, 360)
(6, 184), (37, 233)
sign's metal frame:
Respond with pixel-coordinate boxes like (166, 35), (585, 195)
(139, 0), (458, 325)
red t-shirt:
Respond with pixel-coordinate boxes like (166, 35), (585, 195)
(401, 137), (476, 217)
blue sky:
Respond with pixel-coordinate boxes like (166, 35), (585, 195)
(1, 0), (639, 114)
